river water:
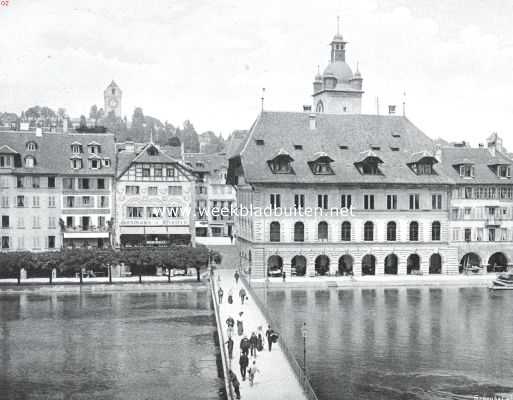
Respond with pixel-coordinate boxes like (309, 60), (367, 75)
(258, 286), (513, 400)
(0, 289), (224, 400)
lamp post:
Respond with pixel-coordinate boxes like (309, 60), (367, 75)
(302, 322), (307, 389)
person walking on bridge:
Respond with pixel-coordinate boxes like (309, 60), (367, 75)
(239, 351), (249, 381)
(229, 370), (241, 399)
(248, 360), (260, 387)
(249, 332), (258, 357)
(234, 270), (240, 285)
(218, 286), (224, 304)
(239, 287), (247, 305)
(265, 325), (274, 352)
(240, 335), (250, 356)
(225, 337), (234, 360)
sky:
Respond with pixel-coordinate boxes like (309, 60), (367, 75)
(1, 0), (512, 149)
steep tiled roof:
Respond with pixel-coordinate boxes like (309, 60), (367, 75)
(184, 152), (228, 174)
(438, 147), (513, 185)
(229, 111), (452, 185)
(116, 142), (186, 178)
(0, 130), (115, 175)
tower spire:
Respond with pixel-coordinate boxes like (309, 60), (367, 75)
(337, 16), (340, 35)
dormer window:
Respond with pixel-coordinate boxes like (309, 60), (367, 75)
(24, 156), (35, 168)
(71, 158), (83, 169)
(461, 165), (474, 177)
(308, 152), (334, 175)
(88, 144), (101, 154)
(354, 150), (383, 175)
(147, 146), (158, 156)
(489, 163), (511, 179)
(26, 142), (38, 151)
(267, 149), (294, 174)
(498, 165), (511, 178)
(408, 152), (438, 175)
(89, 159), (100, 169)
(71, 143), (83, 154)
(103, 158), (111, 168)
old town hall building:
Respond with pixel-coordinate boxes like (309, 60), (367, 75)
(227, 30), (513, 278)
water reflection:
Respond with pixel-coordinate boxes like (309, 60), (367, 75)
(0, 290), (224, 400)
(261, 286), (513, 400)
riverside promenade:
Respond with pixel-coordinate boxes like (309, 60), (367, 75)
(213, 268), (312, 400)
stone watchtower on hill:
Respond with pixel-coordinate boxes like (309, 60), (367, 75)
(104, 81), (122, 118)
(312, 20), (364, 115)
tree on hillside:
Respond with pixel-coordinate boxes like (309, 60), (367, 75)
(101, 110), (127, 137)
(129, 107), (146, 141)
(79, 115), (87, 129)
(89, 105), (105, 127)
(176, 120), (200, 153)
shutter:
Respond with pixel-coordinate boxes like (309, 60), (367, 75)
(471, 166), (475, 177)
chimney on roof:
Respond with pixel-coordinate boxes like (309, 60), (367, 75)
(309, 113), (316, 130)
(434, 144), (442, 162)
(487, 132), (503, 156)
(303, 105), (312, 112)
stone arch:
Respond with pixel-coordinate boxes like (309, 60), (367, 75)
(487, 252), (508, 272)
(362, 254), (376, 275)
(460, 252), (481, 273)
(429, 253), (442, 274)
(338, 255), (353, 276)
(267, 255), (283, 277)
(384, 254), (398, 274)
(291, 255), (307, 277)
(407, 254), (420, 274)
(315, 255), (330, 276)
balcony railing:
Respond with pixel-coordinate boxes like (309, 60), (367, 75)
(63, 225), (109, 233)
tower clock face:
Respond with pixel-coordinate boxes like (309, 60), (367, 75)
(109, 99), (118, 108)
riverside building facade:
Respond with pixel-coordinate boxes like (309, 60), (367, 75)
(0, 129), (116, 252)
(185, 152), (236, 239)
(227, 29), (513, 279)
(113, 141), (196, 248)
(438, 134), (513, 272)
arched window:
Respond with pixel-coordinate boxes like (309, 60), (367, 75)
(270, 221), (280, 242)
(409, 221), (419, 241)
(24, 156), (35, 168)
(341, 221), (351, 241)
(318, 221), (328, 240)
(387, 221), (396, 241)
(294, 222), (304, 242)
(364, 221), (374, 241)
(432, 221), (441, 241)
(316, 100), (324, 113)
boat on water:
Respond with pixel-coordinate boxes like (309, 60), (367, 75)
(490, 271), (513, 290)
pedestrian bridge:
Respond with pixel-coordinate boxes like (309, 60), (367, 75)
(210, 269), (318, 400)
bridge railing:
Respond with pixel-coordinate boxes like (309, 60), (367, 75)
(209, 276), (235, 400)
(240, 275), (319, 400)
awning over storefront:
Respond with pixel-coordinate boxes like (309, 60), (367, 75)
(119, 226), (190, 235)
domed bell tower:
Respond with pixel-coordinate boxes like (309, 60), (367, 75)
(311, 18), (364, 115)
